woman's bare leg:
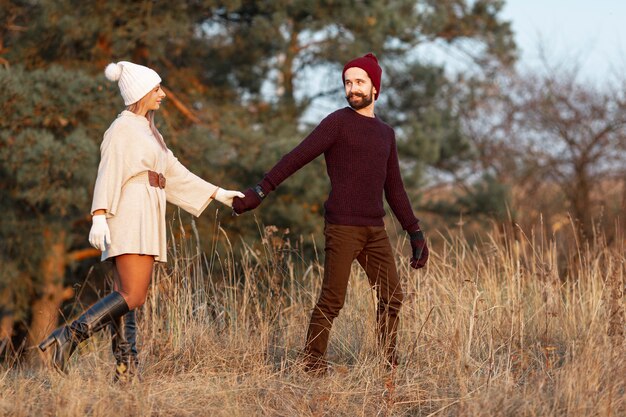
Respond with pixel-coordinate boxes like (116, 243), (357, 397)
(113, 254), (154, 310)
(110, 255), (151, 381)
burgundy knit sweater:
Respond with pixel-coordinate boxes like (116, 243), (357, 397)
(262, 107), (419, 232)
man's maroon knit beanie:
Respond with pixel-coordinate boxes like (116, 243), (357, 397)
(342, 53), (382, 99)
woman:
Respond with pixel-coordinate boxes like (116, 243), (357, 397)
(39, 61), (243, 380)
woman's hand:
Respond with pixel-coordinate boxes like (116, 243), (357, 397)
(89, 214), (111, 251)
(214, 188), (246, 208)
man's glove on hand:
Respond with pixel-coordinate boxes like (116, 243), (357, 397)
(89, 214), (111, 252)
(409, 230), (429, 269)
(232, 179), (273, 215)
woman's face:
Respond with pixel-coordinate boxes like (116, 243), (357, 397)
(141, 84), (166, 111)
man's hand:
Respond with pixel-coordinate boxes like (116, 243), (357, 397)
(89, 214), (111, 251)
(214, 188), (245, 208)
(232, 186), (264, 214)
(409, 229), (429, 269)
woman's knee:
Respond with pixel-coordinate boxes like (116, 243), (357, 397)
(117, 291), (147, 310)
(131, 295), (147, 309)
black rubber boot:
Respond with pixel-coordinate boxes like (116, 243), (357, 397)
(38, 291), (129, 374)
(110, 310), (139, 382)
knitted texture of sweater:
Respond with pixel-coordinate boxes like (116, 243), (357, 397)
(263, 107), (419, 232)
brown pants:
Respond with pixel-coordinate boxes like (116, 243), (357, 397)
(304, 223), (403, 367)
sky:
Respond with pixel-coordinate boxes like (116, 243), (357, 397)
(501, 0), (626, 83)
(301, 1), (626, 120)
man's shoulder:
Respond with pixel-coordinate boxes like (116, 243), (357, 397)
(373, 114), (394, 132)
(320, 107), (380, 124)
(318, 108), (395, 136)
(313, 107), (351, 131)
(323, 107), (351, 121)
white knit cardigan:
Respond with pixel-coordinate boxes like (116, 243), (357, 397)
(91, 110), (217, 262)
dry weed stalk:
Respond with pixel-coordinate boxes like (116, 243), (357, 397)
(0, 218), (624, 416)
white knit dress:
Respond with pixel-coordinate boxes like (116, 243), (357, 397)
(91, 110), (218, 262)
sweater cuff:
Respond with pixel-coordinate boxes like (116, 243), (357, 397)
(405, 221), (421, 234)
(259, 177), (276, 194)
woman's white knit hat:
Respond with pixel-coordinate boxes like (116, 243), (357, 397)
(104, 61), (162, 105)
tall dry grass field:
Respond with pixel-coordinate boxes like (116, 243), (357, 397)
(1, 221), (624, 416)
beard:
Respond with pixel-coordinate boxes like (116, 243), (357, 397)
(346, 89), (374, 110)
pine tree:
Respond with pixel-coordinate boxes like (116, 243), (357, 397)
(0, 65), (118, 354)
(0, 0), (516, 359)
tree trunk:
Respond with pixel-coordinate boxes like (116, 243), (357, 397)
(0, 311), (14, 356)
(570, 165), (592, 241)
(0, 286), (14, 348)
(278, 19), (299, 112)
(0, 315), (12, 340)
(28, 228), (74, 362)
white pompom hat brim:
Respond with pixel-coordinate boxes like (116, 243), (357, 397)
(105, 61), (162, 105)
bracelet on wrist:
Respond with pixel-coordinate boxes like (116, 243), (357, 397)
(254, 184), (267, 199)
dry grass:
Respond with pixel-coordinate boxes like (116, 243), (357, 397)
(1, 221), (624, 417)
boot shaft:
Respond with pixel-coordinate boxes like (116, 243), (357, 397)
(39, 291), (130, 374)
(70, 291), (129, 339)
(111, 310), (139, 383)
(111, 310), (138, 362)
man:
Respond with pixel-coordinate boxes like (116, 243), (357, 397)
(233, 53), (428, 373)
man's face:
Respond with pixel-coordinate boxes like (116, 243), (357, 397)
(344, 67), (376, 110)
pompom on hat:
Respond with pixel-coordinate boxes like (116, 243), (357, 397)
(104, 61), (162, 105)
(342, 53), (382, 100)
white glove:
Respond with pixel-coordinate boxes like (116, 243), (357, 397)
(89, 214), (111, 251)
(214, 188), (245, 208)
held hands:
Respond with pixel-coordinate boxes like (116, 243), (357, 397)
(409, 229), (429, 269)
(214, 188), (245, 208)
(89, 214), (111, 251)
(232, 183), (268, 215)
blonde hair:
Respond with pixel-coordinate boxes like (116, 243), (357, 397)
(126, 104), (167, 151)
